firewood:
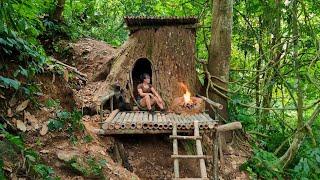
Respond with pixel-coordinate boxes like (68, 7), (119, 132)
(216, 122), (242, 132)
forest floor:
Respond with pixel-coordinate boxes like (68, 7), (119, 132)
(2, 38), (251, 179)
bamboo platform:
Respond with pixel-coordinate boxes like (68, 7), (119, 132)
(100, 111), (218, 135)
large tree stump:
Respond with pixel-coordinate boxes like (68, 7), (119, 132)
(93, 17), (201, 108)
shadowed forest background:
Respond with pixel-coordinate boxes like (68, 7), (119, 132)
(1, 0), (320, 179)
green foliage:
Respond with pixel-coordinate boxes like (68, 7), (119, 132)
(291, 147), (320, 179)
(33, 164), (56, 179)
(48, 119), (65, 131)
(0, 123), (57, 179)
(48, 109), (84, 143)
(67, 156), (107, 178)
(83, 135), (93, 143)
(0, 159), (5, 180)
(45, 99), (61, 109)
(241, 148), (284, 179)
(0, 76), (21, 90)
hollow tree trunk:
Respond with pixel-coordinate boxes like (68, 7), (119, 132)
(208, 0), (233, 120)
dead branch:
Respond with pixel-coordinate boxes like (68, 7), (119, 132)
(50, 57), (87, 78)
(216, 122), (242, 132)
(196, 94), (223, 110)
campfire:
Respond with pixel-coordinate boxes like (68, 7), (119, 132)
(169, 83), (205, 115)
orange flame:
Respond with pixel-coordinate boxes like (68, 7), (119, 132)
(179, 82), (191, 104)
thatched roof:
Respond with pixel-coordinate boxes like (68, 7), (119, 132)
(124, 16), (198, 27)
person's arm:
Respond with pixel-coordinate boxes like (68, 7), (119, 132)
(151, 87), (163, 101)
(138, 88), (152, 97)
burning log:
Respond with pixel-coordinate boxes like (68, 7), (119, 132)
(170, 96), (205, 115)
(169, 83), (206, 115)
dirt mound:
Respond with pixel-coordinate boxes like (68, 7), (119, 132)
(61, 38), (117, 81)
(118, 135), (199, 179)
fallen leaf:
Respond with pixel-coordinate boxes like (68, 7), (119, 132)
(26, 125), (32, 131)
(0, 93), (5, 99)
(7, 108), (13, 117)
(40, 149), (50, 154)
(11, 118), (17, 124)
(3, 160), (13, 172)
(63, 69), (69, 82)
(16, 120), (26, 132)
(16, 100), (30, 113)
(24, 111), (39, 130)
(57, 150), (79, 162)
(9, 96), (17, 107)
(40, 123), (48, 136)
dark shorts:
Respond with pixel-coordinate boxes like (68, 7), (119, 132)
(136, 96), (142, 105)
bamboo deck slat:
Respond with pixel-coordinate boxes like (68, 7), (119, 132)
(101, 111), (218, 135)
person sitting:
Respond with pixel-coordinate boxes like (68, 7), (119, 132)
(137, 73), (165, 112)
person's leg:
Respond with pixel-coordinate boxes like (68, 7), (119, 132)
(152, 96), (164, 110)
(140, 95), (152, 110)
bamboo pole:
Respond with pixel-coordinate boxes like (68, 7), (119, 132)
(153, 112), (158, 129)
(179, 115), (186, 130)
(131, 112), (139, 129)
(101, 109), (119, 130)
(129, 112), (136, 129)
(148, 112), (153, 129)
(161, 113), (169, 130)
(169, 135), (202, 140)
(185, 115), (193, 129)
(194, 121), (208, 179)
(136, 112), (143, 129)
(157, 112), (163, 130)
(125, 112), (133, 129)
(142, 112), (149, 129)
(171, 155), (210, 159)
(121, 112), (131, 129)
(172, 114), (181, 130)
(114, 112), (126, 129)
(108, 111), (122, 130)
(168, 113), (173, 130)
(172, 123), (179, 178)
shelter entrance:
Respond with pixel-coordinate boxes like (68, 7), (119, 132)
(132, 58), (153, 98)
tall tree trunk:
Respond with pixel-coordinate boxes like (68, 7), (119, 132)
(261, 0), (282, 124)
(52, 0), (65, 22)
(208, 0), (233, 120)
(279, 0), (305, 167)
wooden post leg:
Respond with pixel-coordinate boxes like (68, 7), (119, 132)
(110, 96), (114, 111)
(173, 123), (180, 178)
(100, 103), (104, 121)
(213, 131), (219, 180)
(218, 132), (225, 166)
(194, 121), (208, 179)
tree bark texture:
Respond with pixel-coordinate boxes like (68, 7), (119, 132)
(52, 0), (65, 22)
(208, 0), (233, 120)
(94, 26), (200, 107)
